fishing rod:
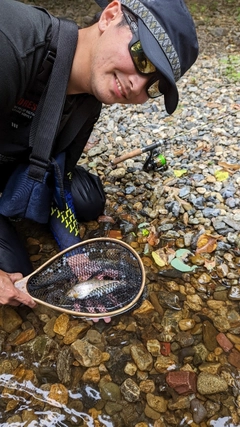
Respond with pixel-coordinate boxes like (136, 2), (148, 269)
(111, 140), (168, 172)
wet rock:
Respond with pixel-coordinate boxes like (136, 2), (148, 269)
(56, 346), (73, 384)
(202, 320), (218, 351)
(139, 379), (155, 394)
(0, 307), (22, 333)
(48, 383), (69, 406)
(216, 332), (234, 352)
(146, 393), (167, 413)
(18, 335), (59, 363)
(178, 318), (195, 331)
(198, 362), (221, 375)
(99, 379), (121, 402)
(146, 339), (161, 357)
(120, 378), (140, 402)
(71, 339), (103, 367)
(130, 344), (153, 371)
(197, 372), (228, 394)
(63, 323), (90, 345)
(190, 398), (208, 423)
(166, 371), (197, 395)
(228, 348), (240, 369)
(144, 403), (161, 420)
(154, 354), (178, 374)
(8, 327), (36, 346)
(105, 401), (123, 415)
(53, 313), (70, 336)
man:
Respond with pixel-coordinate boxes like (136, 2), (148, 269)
(0, 0), (198, 307)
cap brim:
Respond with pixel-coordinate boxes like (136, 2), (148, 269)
(138, 19), (179, 114)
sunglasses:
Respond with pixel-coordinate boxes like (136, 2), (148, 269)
(122, 9), (169, 99)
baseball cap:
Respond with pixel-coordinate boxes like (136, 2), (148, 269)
(120, 0), (199, 114)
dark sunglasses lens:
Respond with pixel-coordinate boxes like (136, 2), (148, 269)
(130, 41), (156, 74)
(147, 80), (161, 98)
(147, 74), (170, 98)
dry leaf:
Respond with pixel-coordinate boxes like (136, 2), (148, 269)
(218, 161), (240, 174)
(174, 148), (185, 156)
(232, 103), (240, 110)
(196, 234), (218, 254)
(152, 249), (167, 267)
(147, 225), (159, 246)
(108, 230), (122, 239)
(183, 212), (189, 225)
(204, 258), (216, 271)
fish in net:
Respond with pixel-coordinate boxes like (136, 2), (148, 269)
(15, 238), (145, 318)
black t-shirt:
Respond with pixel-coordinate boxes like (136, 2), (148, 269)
(0, 0), (101, 180)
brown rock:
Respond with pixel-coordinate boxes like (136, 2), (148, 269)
(0, 307), (22, 333)
(82, 367), (100, 383)
(228, 348), (240, 369)
(216, 332), (233, 352)
(48, 383), (69, 406)
(8, 328), (36, 346)
(63, 323), (90, 345)
(166, 371), (197, 395)
(53, 313), (70, 336)
(202, 320), (218, 351)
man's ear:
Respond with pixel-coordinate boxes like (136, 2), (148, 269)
(98, 0), (122, 32)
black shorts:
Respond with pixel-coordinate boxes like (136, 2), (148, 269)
(0, 214), (33, 275)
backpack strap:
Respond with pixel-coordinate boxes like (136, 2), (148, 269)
(28, 16), (78, 183)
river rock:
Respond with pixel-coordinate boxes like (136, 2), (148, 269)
(197, 372), (228, 394)
(71, 339), (103, 367)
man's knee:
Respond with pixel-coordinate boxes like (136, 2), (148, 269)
(71, 166), (106, 222)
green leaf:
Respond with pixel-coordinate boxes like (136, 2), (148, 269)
(175, 249), (192, 259)
(171, 258), (197, 272)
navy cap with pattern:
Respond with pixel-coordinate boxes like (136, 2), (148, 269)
(121, 0), (198, 114)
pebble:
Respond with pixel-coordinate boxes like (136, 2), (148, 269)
(197, 372), (228, 394)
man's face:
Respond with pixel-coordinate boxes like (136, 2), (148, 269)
(89, 1), (151, 105)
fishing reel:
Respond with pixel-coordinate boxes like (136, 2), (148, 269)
(143, 149), (168, 172)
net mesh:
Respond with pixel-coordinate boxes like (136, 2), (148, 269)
(27, 239), (144, 315)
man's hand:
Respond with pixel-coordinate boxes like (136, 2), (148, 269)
(0, 269), (36, 308)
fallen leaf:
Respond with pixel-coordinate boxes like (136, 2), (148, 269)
(171, 257), (197, 272)
(214, 170), (229, 181)
(204, 258), (216, 271)
(173, 169), (187, 178)
(196, 234), (218, 254)
(232, 103), (240, 110)
(97, 215), (115, 223)
(218, 161), (240, 171)
(147, 225), (159, 246)
(152, 250), (167, 267)
(142, 228), (150, 237)
(175, 248), (192, 260)
(174, 148), (185, 156)
(165, 247), (176, 263)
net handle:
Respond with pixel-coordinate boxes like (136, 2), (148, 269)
(14, 237), (146, 318)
